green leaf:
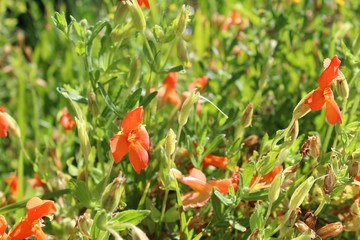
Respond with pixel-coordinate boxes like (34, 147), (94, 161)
(97, 81), (120, 116)
(57, 87), (88, 104)
(124, 88), (143, 111)
(242, 161), (255, 188)
(211, 189), (223, 220)
(203, 134), (226, 156)
(161, 65), (184, 73)
(228, 219), (247, 232)
(140, 91), (158, 108)
(110, 210), (150, 231)
(163, 206), (180, 223)
(241, 190), (269, 201)
(249, 204), (264, 231)
(214, 189), (233, 206)
(69, 179), (95, 208)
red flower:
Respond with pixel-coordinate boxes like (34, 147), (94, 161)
(251, 165), (283, 186)
(175, 168), (239, 209)
(110, 107), (150, 174)
(59, 108), (76, 131)
(8, 197), (57, 240)
(29, 174), (46, 189)
(5, 174), (18, 198)
(0, 215), (7, 240)
(137, 0), (150, 9)
(157, 72), (181, 107)
(305, 56), (342, 125)
(203, 154), (228, 169)
(187, 76), (208, 93)
(0, 107), (9, 138)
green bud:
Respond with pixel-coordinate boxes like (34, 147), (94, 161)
(173, 5), (190, 37)
(268, 172), (282, 203)
(335, 70), (349, 99)
(101, 175), (126, 212)
(80, 19), (88, 27)
(153, 25), (165, 42)
(111, 22), (135, 42)
(288, 176), (315, 211)
(178, 89), (200, 127)
(127, 57), (141, 88)
(164, 128), (177, 159)
(52, 12), (68, 33)
(78, 213), (93, 238)
(177, 38), (191, 69)
(75, 117), (91, 162)
(285, 119), (299, 145)
(240, 103), (253, 128)
(293, 91), (313, 120)
(114, 1), (129, 24)
(126, 0), (146, 32)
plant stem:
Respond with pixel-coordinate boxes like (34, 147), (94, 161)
(322, 125), (334, 154)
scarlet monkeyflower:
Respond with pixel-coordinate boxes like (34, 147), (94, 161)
(0, 215), (7, 240)
(157, 72), (181, 107)
(137, 0), (150, 9)
(29, 174), (46, 189)
(251, 165), (283, 186)
(8, 197), (57, 240)
(175, 168), (239, 209)
(305, 55), (342, 125)
(0, 107), (9, 138)
(5, 174), (18, 198)
(59, 108), (76, 131)
(187, 76), (208, 93)
(203, 154), (229, 169)
(110, 106), (150, 174)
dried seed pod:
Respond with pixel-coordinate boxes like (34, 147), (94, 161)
(304, 211), (316, 229)
(316, 222), (344, 240)
(349, 162), (360, 178)
(240, 103), (253, 128)
(324, 165), (335, 195)
(295, 220), (316, 239)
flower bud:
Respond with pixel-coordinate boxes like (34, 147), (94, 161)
(170, 168), (182, 180)
(101, 174), (126, 212)
(349, 161), (360, 178)
(111, 22), (134, 42)
(240, 103), (253, 128)
(127, 57), (141, 88)
(282, 164), (299, 188)
(324, 165), (335, 195)
(289, 176), (315, 211)
(126, 0), (146, 32)
(78, 213), (93, 238)
(316, 222), (344, 240)
(335, 70), (349, 99)
(268, 172), (282, 203)
(164, 128), (177, 159)
(153, 25), (165, 42)
(75, 117), (91, 161)
(178, 89), (200, 127)
(285, 120), (299, 145)
(52, 12), (68, 33)
(131, 225), (149, 240)
(303, 211), (316, 229)
(173, 5), (190, 37)
(293, 91), (313, 120)
(177, 38), (191, 68)
(88, 91), (99, 116)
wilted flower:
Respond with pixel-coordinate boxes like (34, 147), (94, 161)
(59, 108), (76, 131)
(110, 107), (150, 174)
(305, 56), (342, 125)
(157, 72), (181, 107)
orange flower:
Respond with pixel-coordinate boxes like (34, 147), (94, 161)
(222, 11), (242, 32)
(8, 197), (57, 240)
(203, 154), (228, 169)
(157, 72), (181, 107)
(0, 215), (7, 240)
(59, 108), (76, 131)
(305, 56), (342, 125)
(0, 107), (9, 138)
(5, 174), (18, 198)
(187, 76), (208, 93)
(176, 168), (239, 209)
(251, 165), (283, 186)
(29, 174), (46, 189)
(137, 0), (150, 9)
(110, 107), (150, 174)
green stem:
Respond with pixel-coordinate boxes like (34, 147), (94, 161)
(264, 202), (273, 225)
(322, 125), (334, 155)
(161, 38), (177, 69)
(158, 189), (169, 234)
(314, 195), (327, 216)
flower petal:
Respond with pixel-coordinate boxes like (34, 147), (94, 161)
(132, 126), (150, 151)
(121, 107), (144, 135)
(0, 113), (9, 138)
(209, 179), (232, 194)
(110, 133), (129, 163)
(203, 154), (228, 169)
(26, 197), (57, 223)
(9, 219), (33, 240)
(164, 72), (178, 89)
(129, 142), (149, 174)
(305, 89), (325, 111)
(188, 76), (208, 93)
(325, 94), (342, 125)
(137, 0), (150, 9)
(179, 168), (207, 192)
(181, 191), (211, 209)
(0, 215), (7, 235)
(318, 55), (341, 90)
(32, 220), (47, 240)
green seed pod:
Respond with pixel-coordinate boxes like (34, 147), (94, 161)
(293, 91), (313, 120)
(335, 70), (349, 99)
(126, 0), (146, 32)
(173, 5), (190, 37)
(268, 172), (282, 203)
(75, 117), (91, 162)
(101, 175), (126, 213)
(240, 103), (253, 128)
(178, 90), (200, 127)
(88, 91), (99, 117)
(288, 176), (315, 211)
(127, 57), (141, 88)
(177, 38), (191, 68)
(164, 128), (177, 159)
(285, 120), (299, 145)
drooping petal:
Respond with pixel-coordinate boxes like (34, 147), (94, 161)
(203, 154), (228, 169)
(166, 89), (182, 106)
(8, 219), (33, 240)
(121, 107), (144, 135)
(181, 191), (211, 209)
(137, 0), (150, 9)
(132, 125), (150, 151)
(318, 55), (341, 90)
(164, 72), (178, 89)
(110, 133), (130, 163)
(26, 197), (57, 223)
(0, 215), (7, 235)
(324, 94), (342, 125)
(129, 142), (149, 174)
(178, 168), (207, 192)
(305, 88), (325, 111)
